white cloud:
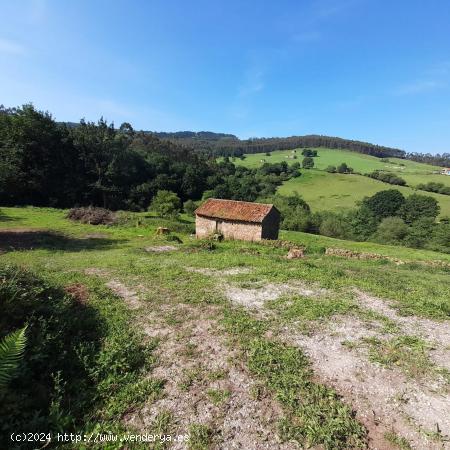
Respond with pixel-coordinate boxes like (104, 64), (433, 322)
(393, 80), (446, 96)
(238, 68), (264, 97)
(0, 38), (26, 55)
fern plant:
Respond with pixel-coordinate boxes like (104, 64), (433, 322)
(0, 326), (27, 391)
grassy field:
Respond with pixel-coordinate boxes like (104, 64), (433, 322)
(1, 207), (449, 449)
(232, 148), (450, 216)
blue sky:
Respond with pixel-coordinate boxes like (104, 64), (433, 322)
(1, 0), (450, 153)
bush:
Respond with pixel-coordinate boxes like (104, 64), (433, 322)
(183, 199), (198, 216)
(348, 206), (379, 240)
(428, 222), (450, 253)
(302, 157), (314, 169)
(325, 165), (337, 173)
(416, 182), (450, 196)
(67, 207), (116, 225)
(362, 189), (406, 220)
(301, 149), (317, 157)
(318, 212), (352, 239)
(400, 194), (440, 224)
(367, 170), (406, 186)
(150, 190), (181, 218)
(337, 163), (353, 174)
(403, 217), (436, 248)
(372, 217), (408, 244)
(0, 265), (155, 447)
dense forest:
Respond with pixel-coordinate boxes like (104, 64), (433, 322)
(154, 131), (450, 167)
(0, 105), (298, 210)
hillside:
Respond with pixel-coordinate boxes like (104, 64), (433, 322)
(1, 207), (449, 449)
(233, 148), (450, 217)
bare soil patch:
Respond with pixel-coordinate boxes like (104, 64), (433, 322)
(105, 280), (141, 309)
(279, 316), (450, 450)
(144, 245), (178, 253)
(84, 268), (142, 309)
(356, 290), (450, 370)
(186, 266), (252, 276)
(124, 303), (299, 450)
(64, 283), (89, 304)
(224, 281), (327, 309)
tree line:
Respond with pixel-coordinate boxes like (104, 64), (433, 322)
(156, 133), (406, 159)
(0, 104), (299, 210)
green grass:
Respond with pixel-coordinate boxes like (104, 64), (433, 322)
(1, 206), (450, 448)
(188, 424), (213, 450)
(206, 388), (231, 405)
(221, 308), (366, 449)
(230, 148), (450, 216)
(362, 336), (434, 379)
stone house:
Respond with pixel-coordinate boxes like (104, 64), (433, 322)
(195, 198), (281, 241)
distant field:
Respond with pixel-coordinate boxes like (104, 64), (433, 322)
(231, 148), (450, 216)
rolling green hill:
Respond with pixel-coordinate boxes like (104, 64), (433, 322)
(232, 148), (450, 216)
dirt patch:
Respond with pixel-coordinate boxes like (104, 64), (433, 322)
(124, 303), (298, 449)
(84, 268), (142, 309)
(356, 290), (450, 370)
(279, 316), (450, 450)
(224, 281), (327, 309)
(186, 267), (252, 276)
(84, 267), (111, 277)
(64, 283), (89, 304)
(144, 245), (178, 253)
(105, 280), (141, 309)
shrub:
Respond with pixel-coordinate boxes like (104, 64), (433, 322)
(348, 206), (379, 240)
(372, 217), (408, 244)
(403, 217), (436, 248)
(362, 189), (406, 220)
(301, 149), (317, 157)
(183, 199), (198, 216)
(325, 165), (337, 173)
(337, 163), (353, 174)
(302, 157), (314, 169)
(0, 264), (155, 446)
(67, 206), (116, 225)
(416, 182), (450, 195)
(150, 190), (181, 218)
(318, 212), (352, 239)
(368, 170), (406, 186)
(428, 222), (450, 253)
(400, 194), (440, 224)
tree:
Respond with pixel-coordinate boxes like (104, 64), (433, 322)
(362, 189), (406, 220)
(400, 194), (440, 224)
(150, 190), (181, 217)
(302, 149), (318, 157)
(348, 205), (380, 240)
(325, 165), (337, 173)
(319, 212), (352, 239)
(183, 199), (197, 216)
(428, 222), (450, 252)
(404, 217), (436, 248)
(302, 157), (314, 169)
(337, 162), (353, 173)
(372, 217), (408, 244)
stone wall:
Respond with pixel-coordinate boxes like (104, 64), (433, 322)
(195, 215), (263, 241)
(195, 215), (217, 238)
(219, 220), (262, 241)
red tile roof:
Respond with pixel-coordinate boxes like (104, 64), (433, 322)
(195, 198), (277, 223)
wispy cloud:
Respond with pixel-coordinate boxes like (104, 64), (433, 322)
(0, 38), (26, 55)
(238, 68), (265, 97)
(393, 80), (446, 96)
